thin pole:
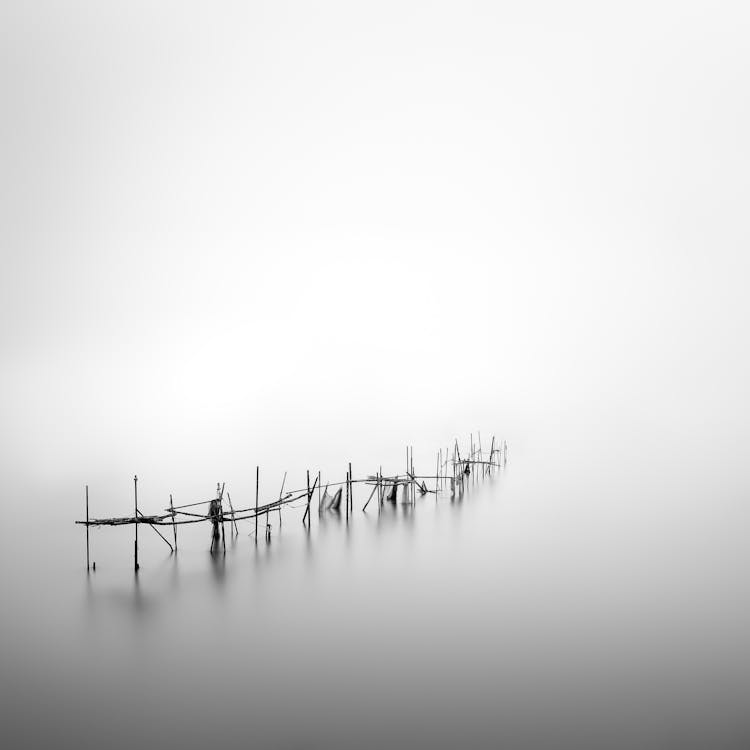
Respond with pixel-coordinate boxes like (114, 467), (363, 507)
(219, 483), (226, 552)
(349, 462), (353, 512)
(304, 470), (311, 525)
(379, 465), (383, 514)
(345, 470), (349, 521)
(85, 485), (90, 571)
(170, 493), (178, 551)
(413, 447), (416, 502)
(136, 509), (173, 552)
(255, 466), (259, 542)
(134, 475), (139, 572)
(406, 446), (409, 504)
(278, 472), (287, 527)
(227, 492), (239, 535)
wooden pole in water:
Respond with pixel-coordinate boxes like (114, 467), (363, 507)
(255, 466), (259, 542)
(345, 470), (350, 521)
(134, 475), (139, 572)
(379, 465), (383, 514)
(411, 446), (415, 504)
(218, 483), (226, 552)
(278, 472), (287, 527)
(227, 492), (239, 535)
(349, 462), (353, 513)
(362, 480), (378, 511)
(406, 446), (409, 504)
(169, 494), (178, 551)
(85, 485), (90, 571)
(304, 470), (310, 525)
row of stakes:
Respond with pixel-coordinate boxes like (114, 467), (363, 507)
(78, 435), (508, 572)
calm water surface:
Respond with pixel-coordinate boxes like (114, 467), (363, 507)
(1, 434), (749, 749)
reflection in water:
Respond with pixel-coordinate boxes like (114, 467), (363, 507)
(3, 443), (750, 750)
(209, 548), (226, 586)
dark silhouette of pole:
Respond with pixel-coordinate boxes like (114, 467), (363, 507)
(134, 475), (139, 572)
(169, 493), (178, 551)
(255, 466), (259, 542)
(348, 462), (353, 513)
(85, 485), (90, 571)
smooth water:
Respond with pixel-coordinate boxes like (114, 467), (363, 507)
(1, 432), (748, 749)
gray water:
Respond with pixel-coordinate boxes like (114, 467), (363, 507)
(1, 430), (748, 749)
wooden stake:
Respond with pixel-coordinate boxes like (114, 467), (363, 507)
(85, 485), (90, 571)
(278, 472), (287, 527)
(227, 492), (239, 535)
(134, 475), (139, 572)
(255, 465), (259, 542)
(219, 483), (226, 552)
(348, 462), (353, 512)
(170, 493), (178, 551)
(303, 471), (309, 524)
(362, 481), (378, 511)
(379, 465), (383, 514)
(411, 446), (415, 504)
(136, 509), (173, 552)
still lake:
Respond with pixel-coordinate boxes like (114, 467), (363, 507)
(1, 433), (748, 749)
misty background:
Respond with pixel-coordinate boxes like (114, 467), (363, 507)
(0, 1), (749, 748)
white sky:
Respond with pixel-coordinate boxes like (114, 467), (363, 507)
(1, 1), (748, 495)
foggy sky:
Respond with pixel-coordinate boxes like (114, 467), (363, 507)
(1, 1), (748, 499)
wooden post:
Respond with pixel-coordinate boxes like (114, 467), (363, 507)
(85, 485), (90, 571)
(304, 469), (311, 525)
(227, 492), (239, 535)
(345, 470), (349, 521)
(379, 465), (383, 514)
(278, 471), (287, 527)
(170, 493), (178, 551)
(349, 462), (353, 512)
(413, 447), (416, 503)
(255, 465), (259, 542)
(134, 475), (139, 572)
(218, 483), (226, 552)
(362, 479), (378, 511)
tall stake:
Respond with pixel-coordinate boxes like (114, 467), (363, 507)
(345, 470), (350, 521)
(85, 485), (90, 571)
(255, 465), (259, 542)
(134, 475), (139, 572)
(379, 465), (383, 514)
(218, 483), (226, 552)
(411, 446), (415, 504)
(348, 462), (353, 512)
(278, 471), (287, 527)
(169, 493), (178, 551)
(227, 492), (239, 535)
(304, 470), (311, 525)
